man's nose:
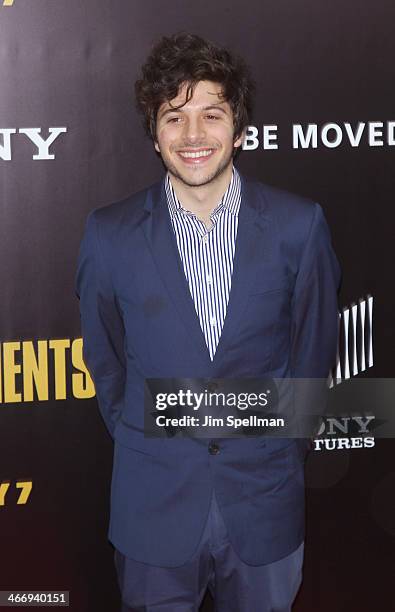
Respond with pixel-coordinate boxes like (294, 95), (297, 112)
(183, 116), (206, 143)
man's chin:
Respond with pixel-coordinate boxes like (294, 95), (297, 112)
(172, 174), (216, 188)
(168, 163), (231, 188)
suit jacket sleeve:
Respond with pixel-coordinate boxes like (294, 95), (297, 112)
(290, 202), (341, 450)
(75, 210), (126, 439)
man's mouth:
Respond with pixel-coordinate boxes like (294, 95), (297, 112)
(177, 148), (215, 163)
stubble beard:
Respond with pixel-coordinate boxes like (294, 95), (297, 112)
(162, 148), (234, 188)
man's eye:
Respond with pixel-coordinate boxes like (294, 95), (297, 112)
(206, 114), (220, 120)
(167, 116), (181, 123)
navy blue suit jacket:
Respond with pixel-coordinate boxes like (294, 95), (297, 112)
(75, 172), (341, 567)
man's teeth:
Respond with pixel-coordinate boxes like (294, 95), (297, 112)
(179, 150), (213, 159)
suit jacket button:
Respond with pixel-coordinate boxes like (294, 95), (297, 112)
(208, 442), (220, 455)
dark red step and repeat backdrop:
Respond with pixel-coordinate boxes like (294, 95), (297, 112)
(1, 1), (394, 610)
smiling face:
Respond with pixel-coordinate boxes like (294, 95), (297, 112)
(154, 80), (243, 188)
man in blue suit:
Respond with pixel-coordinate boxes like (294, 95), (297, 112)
(76, 33), (341, 611)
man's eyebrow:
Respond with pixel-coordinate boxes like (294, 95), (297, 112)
(158, 103), (229, 119)
(203, 105), (228, 114)
(158, 107), (183, 119)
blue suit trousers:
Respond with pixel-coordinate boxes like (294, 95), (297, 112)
(114, 491), (304, 611)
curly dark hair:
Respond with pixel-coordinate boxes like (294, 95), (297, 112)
(135, 33), (254, 142)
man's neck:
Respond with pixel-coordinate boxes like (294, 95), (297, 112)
(169, 164), (234, 222)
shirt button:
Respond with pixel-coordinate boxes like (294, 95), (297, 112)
(202, 235), (208, 244)
(210, 317), (216, 326)
(207, 275), (213, 284)
(208, 442), (220, 455)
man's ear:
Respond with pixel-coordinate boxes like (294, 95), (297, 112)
(233, 128), (245, 150)
(154, 141), (160, 153)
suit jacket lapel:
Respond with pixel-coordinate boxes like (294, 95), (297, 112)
(211, 175), (268, 371)
(139, 174), (269, 369)
(140, 180), (213, 367)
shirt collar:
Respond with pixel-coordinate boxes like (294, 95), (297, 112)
(165, 166), (241, 221)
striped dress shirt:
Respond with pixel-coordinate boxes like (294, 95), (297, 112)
(165, 167), (241, 361)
